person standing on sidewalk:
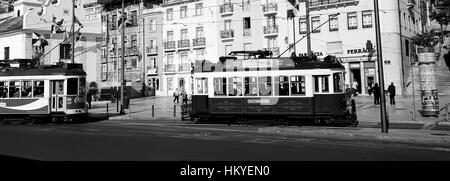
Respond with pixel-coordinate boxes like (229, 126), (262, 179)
(373, 83), (381, 105)
(173, 88), (180, 104)
(181, 90), (188, 105)
(388, 82), (396, 105)
(86, 91), (92, 109)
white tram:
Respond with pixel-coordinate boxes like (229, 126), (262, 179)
(0, 62), (87, 123)
(189, 51), (357, 125)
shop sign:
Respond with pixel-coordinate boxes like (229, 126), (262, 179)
(298, 52), (323, 56)
(347, 48), (369, 54)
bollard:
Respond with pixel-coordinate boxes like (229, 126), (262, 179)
(174, 104), (176, 118)
(117, 99), (119, 113)
(106, 103), (109, 116)
(152, 105), (154, 118)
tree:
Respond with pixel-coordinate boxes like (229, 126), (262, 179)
(411, 30), (440, 47)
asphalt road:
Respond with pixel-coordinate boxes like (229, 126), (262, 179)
(0, 120), (450, 161)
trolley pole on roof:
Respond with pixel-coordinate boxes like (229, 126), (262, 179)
(374, 0), (389, 133)
(120, 0), (126, 115)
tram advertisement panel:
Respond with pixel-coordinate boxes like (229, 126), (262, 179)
(0, 99), (49, 114)
(66, 95), (85, 109)
(421, 90), (439, 115)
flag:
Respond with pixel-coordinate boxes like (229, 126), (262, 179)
(32, 32), (48, 47)
(287, 0), (300, 19)
(74, 15), (83, 28)
(51, 16), (65, 34)
(118, 11), (132, 29)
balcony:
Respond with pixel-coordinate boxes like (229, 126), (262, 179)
(220, 30), (234, 40)
(308, 0), (359, 11)
(164, 64), (176, 73)
(243, 29), (251, 37)
(178, 40), (190, 49)
(264, 47), (280, 56)
(178, 63), (191, 72)
(220, 3), (233, 16)
(262, 3), (278, 15)
(193, 38), (206, 47)
(164, 41), (176, 51)
(146, 46), (158, 55)
(263, 25), (279, 36)
(147, 68), (157, 75)
(126, 47), (139, 56)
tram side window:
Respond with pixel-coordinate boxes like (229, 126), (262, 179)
(244, 77), (258, 96)
(228, 77), (243, 96)
(291, 76), (306, 96)
(314, 75), (330, 93)
(333, 73), (344, 93)
(9, 81), (20, 98)
(275, 76), (289, 96)
(258, 76), (272, 96)
(214, 78), (227, 96)
(68, 78), (78, 95)
(196, 78), (208, 94)
(321, 76), (329, 93)
(21, 81), (32, 98)
(79, 78), (86, 94)
(33, 81), (44, 97)
(0, 82), (7, 98)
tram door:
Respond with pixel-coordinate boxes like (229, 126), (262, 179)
(51, 80), (65, 112)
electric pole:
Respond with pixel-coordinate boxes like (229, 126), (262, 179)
(374, 0), (389, 133)
(71, 0), (75, 64)
(305, 0), (311, 56)
(120, 0), (126, 115)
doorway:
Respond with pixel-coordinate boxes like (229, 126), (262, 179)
(350, 67), (362, 94)
(50, 80), (65, 112)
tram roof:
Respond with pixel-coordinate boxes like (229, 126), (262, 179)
(0, 62), (86, 77)
(193, 56), (345, 73)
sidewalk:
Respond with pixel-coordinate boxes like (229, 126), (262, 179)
(87, 95), (450, 128)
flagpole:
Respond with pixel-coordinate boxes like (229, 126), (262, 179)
(71, 0), (75, 64)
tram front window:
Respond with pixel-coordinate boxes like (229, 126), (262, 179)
(68, 78), (78, 95)
(0, 82), (7, 98)
(333, 73), (344, 93)
(79, 78), (86, 94)
(259, 76), (272, 96)
(21, 81), (32, 98)
(228, 77), (243, 96)
(275, 76), (289, 96)
(214, 78), (227, 96)
(33, 81), (44, 97)
(291, 76), (306, 96)
(244, 77), (258, 96)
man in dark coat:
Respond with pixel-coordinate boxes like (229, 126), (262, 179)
(387, 82), (396, 105)
(373, 83), (380, 105)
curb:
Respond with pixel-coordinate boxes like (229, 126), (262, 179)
(258, 127), (450, 147)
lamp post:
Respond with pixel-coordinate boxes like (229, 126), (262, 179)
(120, 0), (126, 115)
(374, 0), (389, 133)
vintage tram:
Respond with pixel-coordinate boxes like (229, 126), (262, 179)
(0, 61), (87, 123)
(189, 51), (357, 126)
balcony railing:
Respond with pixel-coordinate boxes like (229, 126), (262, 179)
(243, 29), (251, 37)
(263, 25), (279, 35)
(178, 40), (190, 49)
(220, 3), (233, 15)
(126, 47), (139, 56)
(264, 47), (280, 56)
(262, 3), (278, 14)
(309, 0), (359, 10)
(146, 46), (158, 54)
(164, 41), (176, 50)
(220, 30), (234, 39)
(164, 64), (176, 72)
(193, 38), (206, 47)
(178, 63), (191, 72)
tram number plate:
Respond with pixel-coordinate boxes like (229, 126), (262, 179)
(0, 102), (6, 107)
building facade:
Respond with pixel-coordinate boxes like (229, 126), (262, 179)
(291, 0), (427, 95)
(0, 0), (102, 84)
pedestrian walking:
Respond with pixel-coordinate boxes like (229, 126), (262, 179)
(352, 80), (358, 96)
(373, 83), (381, 105)
(173, 88), (180, 104)
(181, 90), (188, 105)
(388, 82), (396, 105)
(86, 91), (92, 109)
(367, 79), (373, 96)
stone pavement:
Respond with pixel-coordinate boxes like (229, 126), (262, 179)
(88, 94), (450, 127)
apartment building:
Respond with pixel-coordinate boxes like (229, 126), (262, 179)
(291, 0), (428, 95)
(160, 0), (218, 96)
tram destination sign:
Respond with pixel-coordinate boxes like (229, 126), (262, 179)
(223, 58), (295, 70)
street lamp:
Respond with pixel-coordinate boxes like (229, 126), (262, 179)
(373, 0), (389, 133)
